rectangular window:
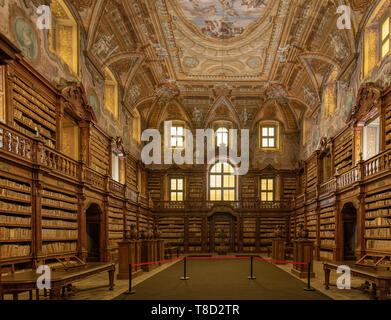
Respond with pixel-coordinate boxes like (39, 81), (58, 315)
(260, 178), (274, 201)
(382, 16), (390, 59)
(261, 126), (276, 148)
(112, 152), (120, 182)
(363, 116), (380, 161)
(170, 126), (184, 148)
(61, 115), (79, 160)
(170, 177), (184, 201)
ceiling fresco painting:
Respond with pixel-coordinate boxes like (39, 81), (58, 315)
(176, 0), (270, 39)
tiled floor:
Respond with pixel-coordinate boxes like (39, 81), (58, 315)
(2, 255), (385, 300)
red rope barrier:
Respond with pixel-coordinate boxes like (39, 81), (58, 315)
(187, 256), (251, 260)
(132, 255), (308, 267)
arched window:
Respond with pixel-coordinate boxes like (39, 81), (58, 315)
(104, 68), (118, 119)
(209, 162), (236, 201)
(216, 127), (229, 147)
(50, 0), (79, 75)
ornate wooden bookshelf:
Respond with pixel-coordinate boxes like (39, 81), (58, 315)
(365, 189), (391, 253)
(0, 172), (32, 262)
(242, 217), (256, 252)
(333, 127), (353, 174)
(188, 216), (202, 252)
(318, 203), (336, 261)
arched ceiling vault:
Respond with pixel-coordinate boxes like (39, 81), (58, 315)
(67, 0), (376, 128)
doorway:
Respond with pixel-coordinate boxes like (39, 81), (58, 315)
(341, 203), (357, 261)
(86, 204), (102, 262)
(210, 213), (236, 254)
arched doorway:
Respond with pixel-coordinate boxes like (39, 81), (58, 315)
(341, 203), (357, 261)
(86, 203), (102, 262)
(209, 212), (236, 254)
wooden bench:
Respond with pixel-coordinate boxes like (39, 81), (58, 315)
(323, 261), (391, 300)
(0, 262), (115, 300)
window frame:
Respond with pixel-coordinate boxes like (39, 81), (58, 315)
(259, 125), (278, 150)
(379, 9), (391, 60)
(50, 0), (79, 75)
(260, 177), (275, 202)
(209, 162), (236, 201)
(216, 127), (229, 148)
(169, 176), (185, 202)
(104, 68), (119, 119)
(169, 124), (185, 149)
(362, 115), (381, 161)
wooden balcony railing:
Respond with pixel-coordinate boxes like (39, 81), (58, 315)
(83, 167), (106, 190)
(0, 124), (33, 161)
(109, 178), (125, 196)
(319, 179), (336, 195)
(152, 200), (292, 211)
(337, 166), (361, 189)
(39, 145), (79, 179)
(364, 150), (391, 178)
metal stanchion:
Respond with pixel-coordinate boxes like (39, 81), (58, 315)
(304, 262), (315, 291)
(180, 256), (189, 280)
(248, 256), (256, 280)
(124, 264), (136, 295)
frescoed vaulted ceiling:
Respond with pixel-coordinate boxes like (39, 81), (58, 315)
(68, 0), (376, 131)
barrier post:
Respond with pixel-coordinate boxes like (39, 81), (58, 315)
(248, 256), (256, 280)
(304, 262), (315, 291)
(180, 256), (189, 280)
(124, 264), (136, 295)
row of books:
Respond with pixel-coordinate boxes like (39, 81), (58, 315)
(42, 241), (77, 254)
(42, 190), (77, 203)
(320, 231), (334, 238)
(42, 198), (77, 210)
(366, 191), (391, 202)
(0, 201), (31, 213)
(13, 108), (53, 138)
(0, 244), (30, 258)
(42, 229), (77, 238)
(320, 239), (335, 246)
(41, 208), (76, 219)
(42, 220), (77, 228)
(0, 227), (31, 239)
(14, 77), (56, 114)
(366, 228), (391, 238)
(365, 217), (391, 227)
(320, 217), (335, 224)
(366, 209), (391, 218)
(319, 251), (333, 260)
(366, 239), (391, 250)
(108, 212), (123, 220)
(366, 199), (391, 210)
(0, 215), (31, 225)
(0, 178), (30, 191)
(108, 231), (123, 238)
(0, 188), (30, 201)
(320, 223), (335, 230)
(109, 224), (123, 231)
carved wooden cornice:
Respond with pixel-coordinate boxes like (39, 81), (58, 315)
(59, 82), (97, 122)
(347, 83), (381, 124)
(0, 33), (21, 65)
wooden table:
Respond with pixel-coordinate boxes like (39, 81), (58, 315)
(323, 261), (391, 300)
(165, 246), (180, 259)
(0, 262), (115, 300)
